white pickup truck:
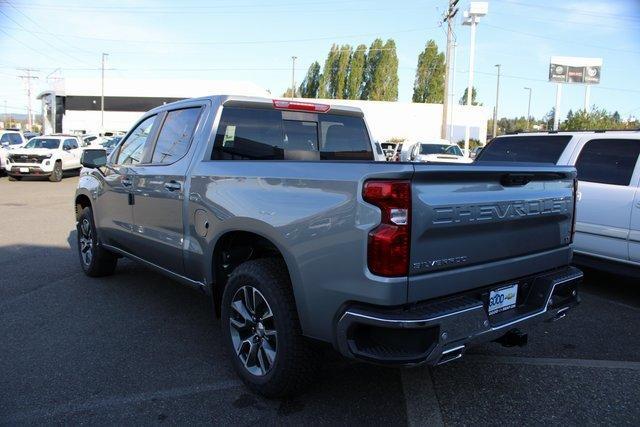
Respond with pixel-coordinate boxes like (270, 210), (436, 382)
(477, 130), (640, 274)
(5, 134), (83, 182)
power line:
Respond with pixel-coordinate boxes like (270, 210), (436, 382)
(0, 28), (59, 62)
(482, 23), (640, 55)
(5, 1), (94, 56)
(493, 0), (640, 23)
(0, 9), (92, 66)
(0, 25), (431, 45)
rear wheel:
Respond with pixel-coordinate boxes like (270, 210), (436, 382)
(49, 161), (62, 182)
(221, 258), (318, 397)
(77, 206), (117, 277)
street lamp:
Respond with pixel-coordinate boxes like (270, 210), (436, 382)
(493, 64), (500, 138)
(524, 87), (532, 130)
(462, 1), (488, 156)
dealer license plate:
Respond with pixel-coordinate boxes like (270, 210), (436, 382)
(20, 167), (29, 173)
(488, 283), (518, 315)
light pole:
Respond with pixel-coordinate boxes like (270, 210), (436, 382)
(291, 56), (297, 99)
(492, 64), (501, 138)
(101, 53), (108, 133)
(524, 87), (532, 130)
(462, 2), (488, 156)
(448, 42), (458, 141)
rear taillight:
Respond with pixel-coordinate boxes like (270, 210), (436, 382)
(363, 180), (411, 277)
(272, 99), (331, 113)
(570, 178), (578, 243)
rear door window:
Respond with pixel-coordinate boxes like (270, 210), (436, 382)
(575, 138), (640, 186)
(211, 106), (373, 161)
(476, 135), (572, 163)
(151, 107), (202, 164)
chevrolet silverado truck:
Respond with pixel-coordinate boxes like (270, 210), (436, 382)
(75, 96), (582, 397)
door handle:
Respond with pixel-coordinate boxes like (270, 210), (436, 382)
(164, 181), (182, 192)
(121, 178), (132, 187)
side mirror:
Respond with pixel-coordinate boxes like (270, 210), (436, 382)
(81, 149), (107, 168)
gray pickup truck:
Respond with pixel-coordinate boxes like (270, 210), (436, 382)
(75, 95), (582, 397)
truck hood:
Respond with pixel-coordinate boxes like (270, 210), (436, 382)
(416, 154), (472, 164)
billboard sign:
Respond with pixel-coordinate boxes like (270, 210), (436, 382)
(549, 56), (602, 84)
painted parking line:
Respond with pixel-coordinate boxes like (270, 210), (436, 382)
(400, 368), (444, 427)
(1, 379), (242, 424)
(466, 355), (640, 371)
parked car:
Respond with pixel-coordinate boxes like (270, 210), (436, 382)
(82, 134), (104, 147)
(470, 145), (484, 159)
(6, 134), (83, 181)
(477, 130), (640, 274)
(401, 139), (472, 163)
(23, 131), (39, 140)
(0, 130), (27, 174)
(101, 136), (122, 155)
(75, 96), (581, 397)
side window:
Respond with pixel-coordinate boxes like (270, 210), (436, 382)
(9, 133), (22, 145)
(116, 115), (157, 165)
(575, 139), (640, 186)
(64, 138), (78, 149)
(151, 107), (202, 164)
(212, 107), (284, 160)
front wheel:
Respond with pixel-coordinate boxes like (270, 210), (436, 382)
(221, 258), (318, 397)
(49, 161), (62, 182)
(77, 206), (117, 277)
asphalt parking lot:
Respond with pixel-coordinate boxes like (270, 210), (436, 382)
(1, 175), (639, 425)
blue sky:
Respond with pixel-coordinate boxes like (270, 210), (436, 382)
(0, 0), (639, 121)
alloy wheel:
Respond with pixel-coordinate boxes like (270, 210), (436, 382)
(229, 286), (277, 376)
(79, 218), (93, 266)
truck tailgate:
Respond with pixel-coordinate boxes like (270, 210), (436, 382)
(408, 163), (576, 302)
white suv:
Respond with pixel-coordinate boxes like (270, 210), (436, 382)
(5, 135), (84, 182)
(477, 130), (640, 274)
(0, 130), (27, 173)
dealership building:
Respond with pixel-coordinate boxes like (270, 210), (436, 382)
(37, 78), (489, 143)
(37, 78), (270, 135)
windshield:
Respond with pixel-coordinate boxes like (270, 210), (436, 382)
(476, 135), (572, 163)
(24, 138), (60, 149)
(420, 144), (463, 156)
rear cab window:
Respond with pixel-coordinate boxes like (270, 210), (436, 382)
(476, 135), (572, 164)
(211, 106), (373, 161)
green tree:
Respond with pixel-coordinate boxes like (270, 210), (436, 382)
(412, 40), (445, 103)
(561, 107), (634, 131)
(544, 107), (556, 129)
(364, 39), (398, 101)
(346, 44), (367, 99)
(613, 110), (621, 123)
(334, 45), (352, 99)
(318, 44), (339, 98)
(566, 109), (574, 121)
(459, 87), (481, 105)
(299, 61), (321, 98)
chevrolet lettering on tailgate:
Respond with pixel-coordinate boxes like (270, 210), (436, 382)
(432, 197), (572, 225)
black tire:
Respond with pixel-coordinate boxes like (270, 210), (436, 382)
(49, 161), (62, 182)
(77, 206), (117, 277)
(8, 175), (21, 181)
(221, 258), (318, 397)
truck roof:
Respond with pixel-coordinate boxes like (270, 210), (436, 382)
(147, 95), (365, 117)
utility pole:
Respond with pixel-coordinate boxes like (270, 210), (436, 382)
(441, 0), (459, 140)
(448, 42), (458, 141)
(524, 87), (532, 130)
(101, 53), (108, 132)
(291, 56), (297, 99)
(462, 2), (488, 156)
(492, 64), (501, 138)
(17, 68), (39, 131)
